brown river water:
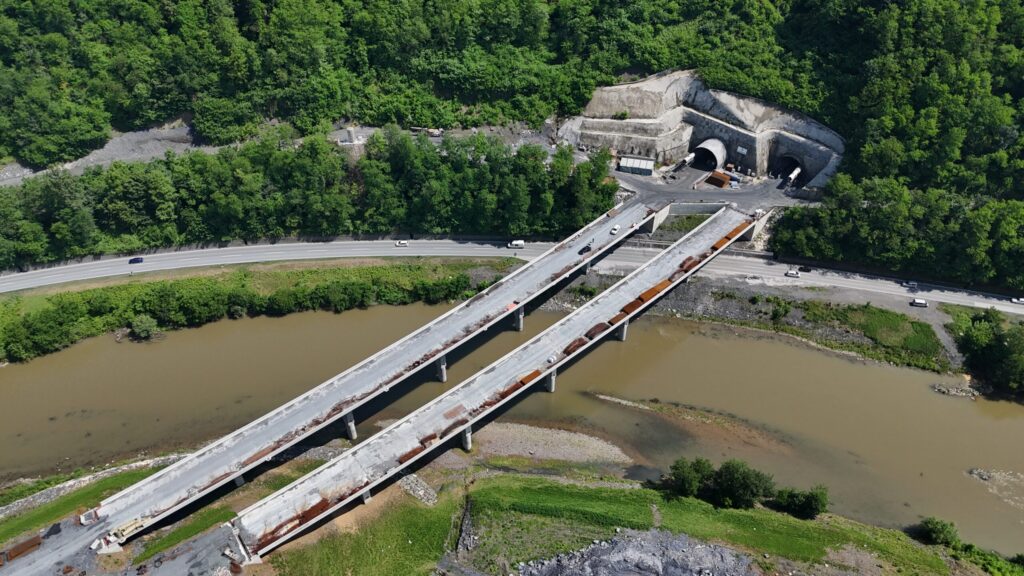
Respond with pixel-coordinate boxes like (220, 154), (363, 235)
(1, 305), (1022, 553)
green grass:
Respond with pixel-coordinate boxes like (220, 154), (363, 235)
(259, 459), (327, 492)
(468, 476), (948, 575)
(0, 470), (86, 507)
(659, 214), (711, 234)
(0, 468), (159, 546)
(271, 493), (459, 576)
(135, 506), (236, 563)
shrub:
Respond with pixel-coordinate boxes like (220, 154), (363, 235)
(130, 314), (159, 340)
(915, 517), (960, 547)
(668, 458), (715, 498)
(772, 485), (829, 519)
(708, 460), (775, 509)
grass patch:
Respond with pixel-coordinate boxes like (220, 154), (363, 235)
(468, 509), (614, 574)
(468, 476), (948, 575)
(135, 506), (236, 564)
(481, 456), (620, 483)
(659, 214), (711, 234)
(259, 459), (327, 492)
(271, 493), (459, 576)
(798, 302), (946, 370)
(0, 468), (159, 546)
(0, 470), (87, 507)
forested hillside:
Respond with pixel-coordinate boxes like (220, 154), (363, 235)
(0, 127), (617, 268)
(1, 0), (1022, 287)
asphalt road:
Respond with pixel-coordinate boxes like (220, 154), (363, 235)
(3, 239), (1020, 316)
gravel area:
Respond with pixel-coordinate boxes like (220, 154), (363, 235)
(474, 423), (632, 464)
(519, 529), (760, 576)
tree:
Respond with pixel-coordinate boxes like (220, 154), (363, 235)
(708, 459), (775, 509)
(772, 485), (829, 519)
(9, 76), (110, 168)
(130, 314), (159, 340)
(915, 517), (960, 547)
(668, 457), (716, 498)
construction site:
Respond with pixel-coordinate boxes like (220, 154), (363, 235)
(559, 70), (844, 189)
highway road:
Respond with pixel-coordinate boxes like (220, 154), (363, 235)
(3, 239), (1020, 316)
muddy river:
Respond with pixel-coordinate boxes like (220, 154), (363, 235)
(1, 305), (1022, 553)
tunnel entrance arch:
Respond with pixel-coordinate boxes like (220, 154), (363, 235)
(691, 139), (726, 171)
(775, 155), (802, 186)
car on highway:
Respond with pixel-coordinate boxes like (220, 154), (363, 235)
(507, 239), (525, 249)
(394, 240), (409, 247)
(128, 257), (144, 264)
(903, 280), (919, 289)
(797, 265), (812, 273)
(577, 244), (592, 256)
(1011, 297), (1024, 305)
(610, 224), (621, 235)
(910, 298), (929, 307)
(784, 269), (800, 278)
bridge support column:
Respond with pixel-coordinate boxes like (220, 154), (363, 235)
(234, 476), (246, 488)
(343, 412), (357, 440)
(461, 428), (473, 451)
(513, 307), (524, 332)
(616, 321), (628, 342)
(544, 371), (556, 393)
(361, 490), (372, 504)
(436, 354), (448, 383)
(584, 260), (592, 274)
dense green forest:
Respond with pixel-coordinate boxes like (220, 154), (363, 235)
(1, 0), (1022, 288)
(947, 307), (1024, 398)
(0, 127), (617, 268)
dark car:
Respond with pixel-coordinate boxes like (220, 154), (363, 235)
(577, 245), (592, 256)
(128, 257), (144, 264)
(797, 265), (812, 273)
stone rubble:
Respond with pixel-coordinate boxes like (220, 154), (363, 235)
(518, 529), (760, 576)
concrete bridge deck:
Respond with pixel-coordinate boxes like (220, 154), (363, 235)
(233, 206), (756, 558)
(1, 201), (658, 576)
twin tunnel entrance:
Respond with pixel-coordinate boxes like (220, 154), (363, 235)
(691, 139), (726, 171)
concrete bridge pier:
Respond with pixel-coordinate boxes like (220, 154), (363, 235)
(361, 490), (372, 504)
(343, 413), (357, 440)
(513, 307), (525, 331)
(544, 371), (556, 393)
(461, 428), (473, 451)
(615, 321), (628, 341)
(436, 355), (448, 383)
(234, 476), (246, 488)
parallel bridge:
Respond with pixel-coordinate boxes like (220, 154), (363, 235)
(232, 205), (755, 558)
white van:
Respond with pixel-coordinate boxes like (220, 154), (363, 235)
(507, 240), (525, 249)
(910, 298), (929, 307)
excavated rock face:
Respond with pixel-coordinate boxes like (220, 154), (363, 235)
(563, 70), (844, 188)
(519, 529), (760, 576)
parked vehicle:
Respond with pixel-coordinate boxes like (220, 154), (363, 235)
(507, 239), (525, 249)
(910, 298), (929, 307)
(577, 244), (592, 256)
(394, 240), (409, 247)
(785, 269), (800, 278)
(610, 224), (621, 235)
(797, 266), (812, 273)
(128, 257), (144, 264)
